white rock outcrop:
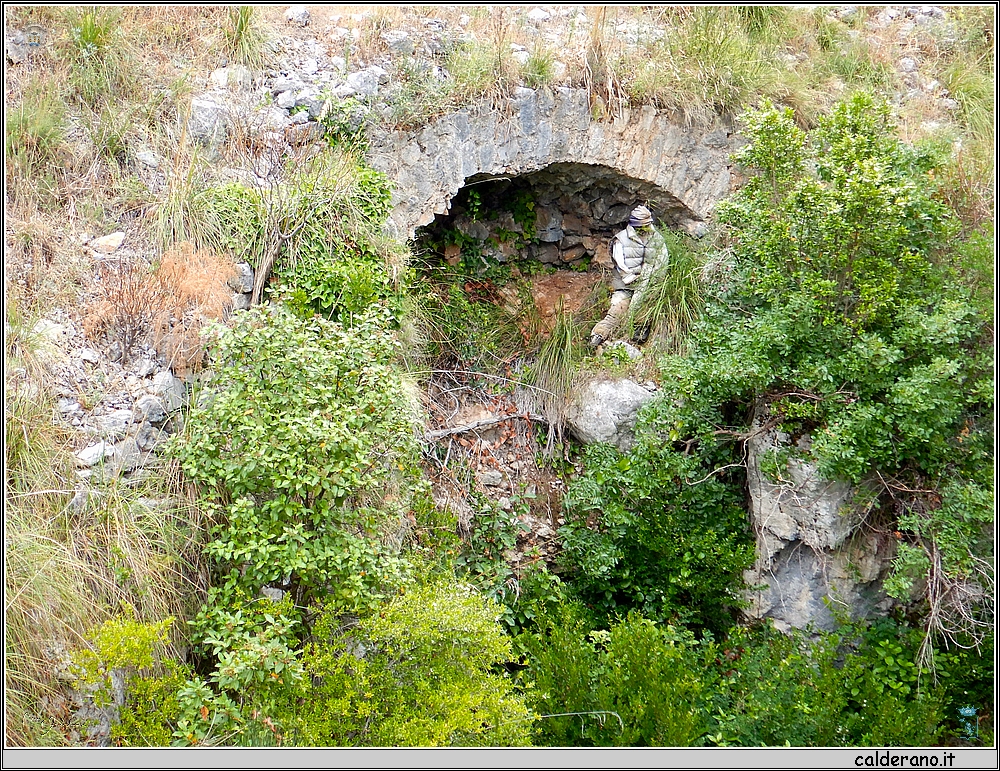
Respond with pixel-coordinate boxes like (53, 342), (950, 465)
(566, 378), (655, 451)
(743, 412), (895, 632)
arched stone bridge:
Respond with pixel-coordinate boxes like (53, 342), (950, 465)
(369, 86), (739, 241)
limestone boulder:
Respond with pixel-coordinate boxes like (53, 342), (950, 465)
(743, 412), (895, 632)
(187, 96), (228, 150)
(566, 379), (655, 451)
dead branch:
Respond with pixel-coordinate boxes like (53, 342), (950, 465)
(423, 413), (547, 442)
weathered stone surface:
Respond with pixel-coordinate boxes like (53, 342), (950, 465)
(382, 29), (413, 56)
(743, 413), (894, 632)
(346, 69), (379, 97)
(96, 409), (134, 440)
(135, 422), (166, 452)
(479, 470), (504, 487)
(744, 536), (893, 634)
(188, 96), (228, 149)
(90, 232), (126, 254)
(149, 371), (185, 412)
(134, 150), (160, 169)
(32, 319), (71, 346)
(284, 6), (310, 26)
(77, 442), (115, 467)
(229, 262), (254, 293)
(135, 395), (168, 424)
(373, 89), (734, 274)
(566, 378), (655, 451)
(210, 64), (252, 90)
(112, 437), (143, 474)
(261, 586), (286, 602)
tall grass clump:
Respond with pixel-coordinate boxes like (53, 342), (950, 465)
(153, 146), (225, 252)
(529, 302), (588, 455)
(62, 6), (138, 108)
(935, 8), (995, 230)
(5, 85), (67, 210)
(4, 299), (204, 746)
(617, 7), (780, 119)
(222, 6), (270, 71)
(627, 228), (707, 355)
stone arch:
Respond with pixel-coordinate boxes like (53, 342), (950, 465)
(369, 87), (737, 241)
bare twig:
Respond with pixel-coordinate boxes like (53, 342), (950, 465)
(424, 413), (547, 442)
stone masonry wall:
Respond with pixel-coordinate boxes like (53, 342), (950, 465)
(369, 86), (737, 241)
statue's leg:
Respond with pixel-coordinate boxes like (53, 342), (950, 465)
(589, 290), (632, 346)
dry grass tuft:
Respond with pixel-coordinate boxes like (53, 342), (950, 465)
(5, 295), (206, 745)
(151, 243), (235, 376)
(82, 243), (235, 374)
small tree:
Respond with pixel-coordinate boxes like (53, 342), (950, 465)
(174, 304), (421, 614)
(693, 93), (993, 660)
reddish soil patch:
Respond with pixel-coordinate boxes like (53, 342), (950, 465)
(527, 269), (604, 333)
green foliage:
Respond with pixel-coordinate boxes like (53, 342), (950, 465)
(63, 7), (138, 109)
(414, 273), (527, 372)
(455, 495), (529, 599)
(660, 93), (992, 651)
(278, 582), (534, 746)
(174, 594), (305, 745)
(5, 88), (66, 173)
(203, 153), (399, 319)
(951, 224), (994, 318)
(626, 227), (706, 352)
(529, 302), (586, 451)
(500, 563), (568, 637)
(222, 6), (270, 71)
(560, 441), (754, 635)
(521, 45), (555, 89)
(72, 617), (193, 747)
(171, 304), (430, 744)
(68, 7), (115, 59)
(318, 96), (368, 152)
(5, 86), (66, 208)
(704, 621), (947, 747)
(520, 611), (973, 748)
(115, 661), (189, 747)
(519, 609), (706, 746)
(173, 304), (419, 613)
(511, 189), (537, 240)
(619, 6), (779, 119)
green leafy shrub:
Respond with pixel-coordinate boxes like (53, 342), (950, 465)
(174, 304), (420, 615)
(171, 304), (428, 743)
(174, 594), (304, 745)
(704, 620), (947, 747)
(560, 441), (754, 635)
(652, 93), (992, 655)
(278, 581), (534, 746)
(202, 153), (400, 319)
(72, 617), (192, 747)
(519, 609), (706, 746)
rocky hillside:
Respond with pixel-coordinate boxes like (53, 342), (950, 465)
(5, 4), (994, 751)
